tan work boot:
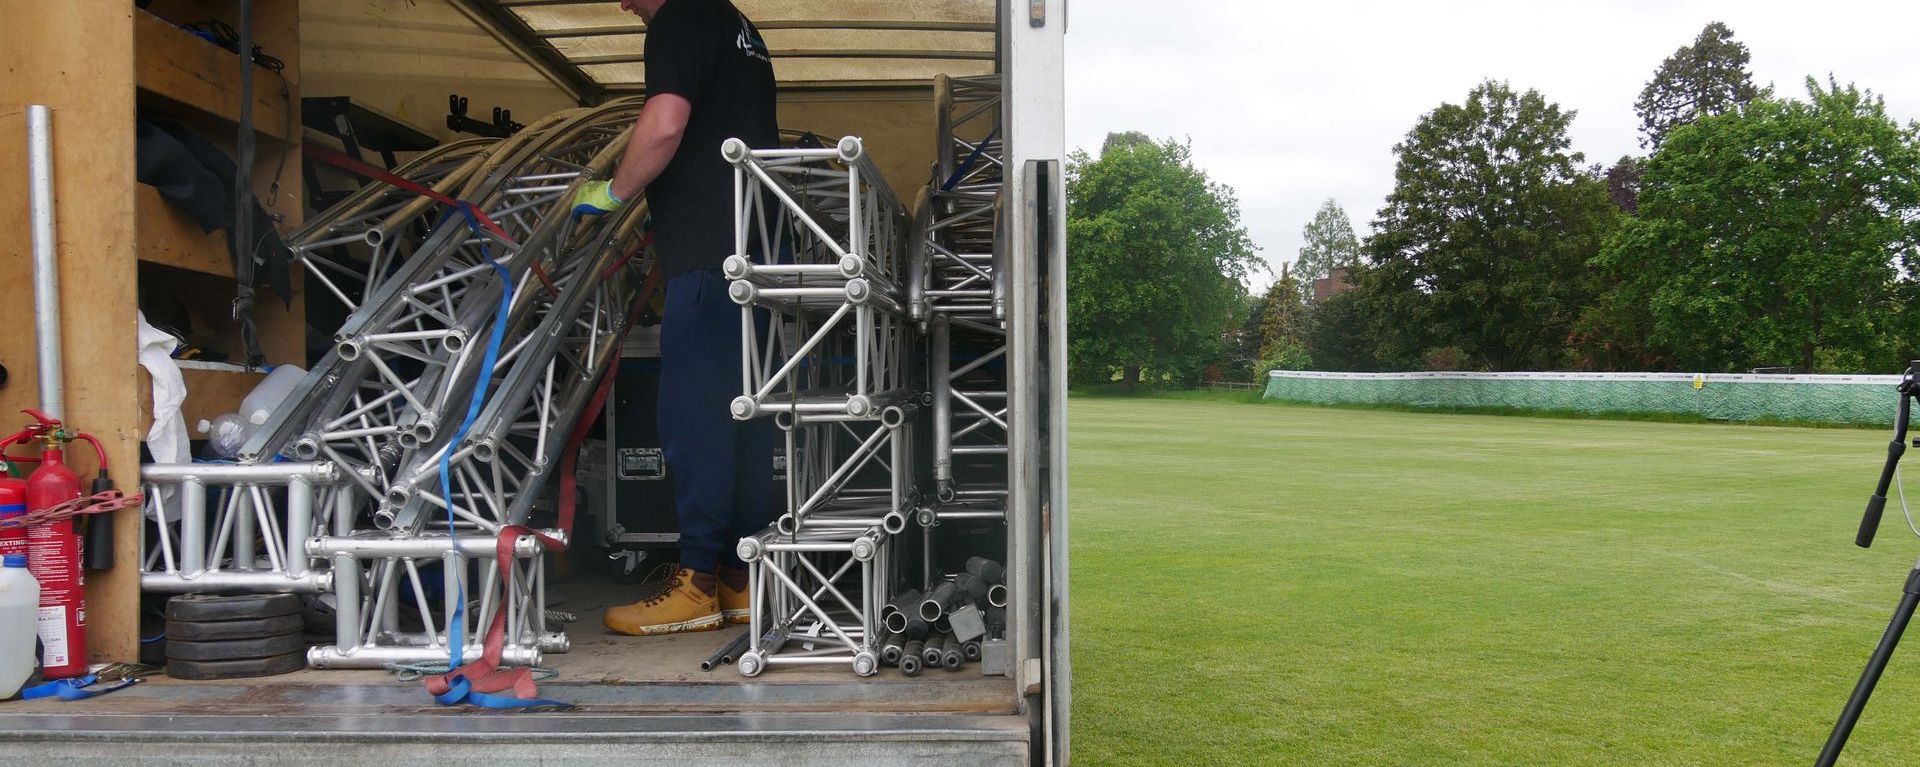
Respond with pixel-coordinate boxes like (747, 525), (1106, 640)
(719, 567), (750, 625)
(604, 566), (723, 636)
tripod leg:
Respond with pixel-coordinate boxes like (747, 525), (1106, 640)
(1817, 557), (1920, 766)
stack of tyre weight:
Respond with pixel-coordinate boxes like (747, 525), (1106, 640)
(164, 594), (307, 680)
(878, 557), (1008, 676)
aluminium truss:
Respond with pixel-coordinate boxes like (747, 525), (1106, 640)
(898, 74), (1012, 675)
(722, 135), (914, 422)
(737, 406), (918, 678)
(920, 74), (1009, 521)
(143, 99), (658, 669)
(725, 135), (926, 677)
(287, 137), (499, 317)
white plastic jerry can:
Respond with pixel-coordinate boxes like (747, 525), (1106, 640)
(0, 554), (39, 699)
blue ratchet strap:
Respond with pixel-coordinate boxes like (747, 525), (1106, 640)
(426, 203), (571, 710)
(443, 203), (511, 679)
(432, 677), (570, 710)
(942, 127), (999, 192)
(20, 674), (139, 701)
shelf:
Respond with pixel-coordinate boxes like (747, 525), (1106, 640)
(134, 9), (295, 142)
(136, 184), (234, 278)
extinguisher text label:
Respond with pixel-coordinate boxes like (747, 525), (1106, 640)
(36, 605), (67, 667)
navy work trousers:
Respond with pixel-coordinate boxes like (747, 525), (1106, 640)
(657, 268), (776, 575)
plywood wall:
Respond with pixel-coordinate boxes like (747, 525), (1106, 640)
(0, 0), (142, 663)
(780, 90), (940, 206)
(302, 0), (579, 142)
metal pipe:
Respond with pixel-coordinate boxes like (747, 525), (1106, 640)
(900, 640), (924, 676)
(921, 580), (960, 622)
(142, 462), (343, 484)
(27, 105), (62, 419)
(308, 643), (540, 669)
(332, 488), (361, 652)
(966, 555), (1005, 584)
(179, 478), (206, 574)
(141, 570), (330, 593)
(309, 532), (551, 559)
(940, 634), (964, 670)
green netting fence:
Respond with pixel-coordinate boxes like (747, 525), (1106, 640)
(1263, 371), (1903, 426)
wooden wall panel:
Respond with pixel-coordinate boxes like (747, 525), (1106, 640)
(302, 0), (578, 143)
(779, 89), (940, 207)
(0, 0), (141, 663)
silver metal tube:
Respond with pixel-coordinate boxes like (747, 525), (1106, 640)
(27, 105), (62, 419)
(932, 317), (953, 484)
(285, 483), (314, 578)
(142, 462), (343, 484)
(332, 488), (361, 651)
(179, 478), (206, 574)
(307, 643), (540, 669)
(310, 532), (551, 559)
(141, 570), (330, 593)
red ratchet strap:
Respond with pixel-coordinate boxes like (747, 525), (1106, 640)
(302, 144), (519, 249)
(306, 144), (564, 295)
(422, 261), (661, 708)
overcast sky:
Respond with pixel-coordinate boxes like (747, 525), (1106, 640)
(1065, 0), (1920, 289)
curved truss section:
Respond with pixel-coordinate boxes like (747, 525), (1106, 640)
(146, 100), (660, 668)
(287, 138), (500, 316)
(241, 101), (644, 497)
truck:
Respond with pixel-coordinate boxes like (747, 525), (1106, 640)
(0, 0), (1070, 763)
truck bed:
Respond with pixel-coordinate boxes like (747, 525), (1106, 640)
(0, 582), (1029, 764)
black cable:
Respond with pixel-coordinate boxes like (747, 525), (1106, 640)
(182, 18), (293, 211)
(232, 0), (264, 368)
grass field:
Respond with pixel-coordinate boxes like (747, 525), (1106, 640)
(1069, 396), (1920, 765)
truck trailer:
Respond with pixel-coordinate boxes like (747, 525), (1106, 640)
(0, 1), (1070, 763)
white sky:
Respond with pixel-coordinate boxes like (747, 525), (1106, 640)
(1065, 0), (1920, 288)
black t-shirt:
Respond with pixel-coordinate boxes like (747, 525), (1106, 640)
(643, 0), (779, 276)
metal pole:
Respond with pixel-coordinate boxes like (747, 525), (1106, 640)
(27, 105), (63, 420)
(284, 478), (312, 578)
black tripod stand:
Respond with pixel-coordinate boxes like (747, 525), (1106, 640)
(1816, 362), (1920, 766)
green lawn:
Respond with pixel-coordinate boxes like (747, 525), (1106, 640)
(1069, 397), (1920, 765)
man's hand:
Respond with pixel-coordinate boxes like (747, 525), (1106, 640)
(571, 180), (626, 218)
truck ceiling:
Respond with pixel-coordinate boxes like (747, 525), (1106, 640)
(449, 0), (1000, 102)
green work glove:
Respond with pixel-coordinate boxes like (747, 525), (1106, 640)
(571, 180), (625, 217)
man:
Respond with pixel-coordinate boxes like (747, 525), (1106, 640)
(573, 0), (778, 635)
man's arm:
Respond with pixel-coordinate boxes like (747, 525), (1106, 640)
(609, 94), (692, 202)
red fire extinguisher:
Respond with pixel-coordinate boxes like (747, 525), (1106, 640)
(0, 476), (25, 561)
(20, 409), (87, 680)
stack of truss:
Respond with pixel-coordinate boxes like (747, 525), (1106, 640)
(724, 135), (918, 678)
(142, 98), (658, 669)
(910, 74), (1010, 647)
(738, 74), (1013, 677)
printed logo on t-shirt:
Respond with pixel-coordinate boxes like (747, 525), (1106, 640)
(736, 16), (771, 63)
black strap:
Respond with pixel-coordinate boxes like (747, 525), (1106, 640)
(232, 0), (265, 368)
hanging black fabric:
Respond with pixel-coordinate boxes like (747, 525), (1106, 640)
(133, 115), (292, 366)
(134, 117), (292, 303)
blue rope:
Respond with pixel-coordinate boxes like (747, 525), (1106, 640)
(440, 202), (514, 683)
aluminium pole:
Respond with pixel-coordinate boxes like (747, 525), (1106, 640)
(27, 105), (63, 420)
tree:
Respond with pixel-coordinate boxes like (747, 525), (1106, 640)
(1302, 288), (1375, 371)
(1635, 21), (1762, 150)
(1365, 80), (1619, 370)
(1595, 79), (1920, 372)
(1224, 289), (1269, 380)
(1067, 134), (1260, 389)
(1256, 265), (1312, 374)
(1604, 155), (1643, 214)
(1294, 199), (1360, 291)
(1101, 131), (1153, 155)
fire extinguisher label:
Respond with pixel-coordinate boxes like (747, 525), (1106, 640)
(36, 605), (68, 667)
